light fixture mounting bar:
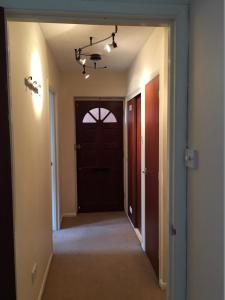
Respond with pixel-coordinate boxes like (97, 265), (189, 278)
(79, 25), (118, 52)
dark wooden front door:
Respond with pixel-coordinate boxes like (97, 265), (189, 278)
(145, 76), (160, 277)
(0, 7), (16, 298)
(75, 101), (124, 212)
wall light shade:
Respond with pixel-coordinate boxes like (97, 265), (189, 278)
(30, 50), (43, 118)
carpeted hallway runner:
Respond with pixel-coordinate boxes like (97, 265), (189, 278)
(42, 212), (166, 300)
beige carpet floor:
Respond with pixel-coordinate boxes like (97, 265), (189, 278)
(42, 212), (166, 300)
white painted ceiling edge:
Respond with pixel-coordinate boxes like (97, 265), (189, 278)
(39, 23), (154, 72)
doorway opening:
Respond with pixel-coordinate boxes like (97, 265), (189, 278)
(3, 5), (189, 299)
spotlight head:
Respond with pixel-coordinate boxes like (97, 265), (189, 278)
(105, 44), (113, 53)
(80, 58), (87, 65)
(113, 42), (117, 49)
(105, 41), (117, 53)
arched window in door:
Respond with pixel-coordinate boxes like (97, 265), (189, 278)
(82, 107), (117, 124)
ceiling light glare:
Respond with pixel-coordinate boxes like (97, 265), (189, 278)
(85, 74), (90, 79)
(80, 58), (87, 65)
(105, 44), (112, 53)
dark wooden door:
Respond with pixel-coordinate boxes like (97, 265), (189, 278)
(127, 98), (137, 226)
(0, 7), (16, 298)
(127, 95), (142, 230)
(75, 101), (124, 212)
(145, 75), (160, 277)
(136, 95), (142, 233)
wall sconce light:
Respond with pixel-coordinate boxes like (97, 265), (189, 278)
(24, 76), (41, 94)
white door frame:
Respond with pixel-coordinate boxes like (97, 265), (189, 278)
(49, 89), (60, 231)
(6, 4), (189, 300)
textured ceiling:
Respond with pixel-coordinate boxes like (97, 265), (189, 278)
(40, 23), (154, 72)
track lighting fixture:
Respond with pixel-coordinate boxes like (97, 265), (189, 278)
(74, 25), (118, 78)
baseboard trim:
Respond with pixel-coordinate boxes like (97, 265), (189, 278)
(60, 213), (77, 228)
(134, 228), (142, 243)
(63, 213), (77, 217)
(37, 253), (53, 300)
(127, 215), (142, 243)
(159, 278), (167, 290)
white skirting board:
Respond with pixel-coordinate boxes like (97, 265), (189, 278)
(60, 213), (77, 228)
(134, 228), (142, 243)
(159, 278), (167, 291)
(126, 214), (143, 244)
(37, 253), (53, 300)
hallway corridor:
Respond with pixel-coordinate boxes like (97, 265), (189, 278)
(42, 212), (166, 300)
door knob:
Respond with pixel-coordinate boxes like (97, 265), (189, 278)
(142, 168), (150, 175)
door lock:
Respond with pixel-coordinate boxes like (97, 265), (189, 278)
(171, 224), (177, 236)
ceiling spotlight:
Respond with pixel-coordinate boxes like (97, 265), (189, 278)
(105, 32), (117, 53)
(105, 44), (112, 53)
(82, 65), (90, 79)
(80, 58), (87, 65)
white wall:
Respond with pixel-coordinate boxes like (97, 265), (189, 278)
(126, 27), (169, 288)
(8, 22), (61, 300)
(58, 71), (127, 216)
(188, 0), (224, 299)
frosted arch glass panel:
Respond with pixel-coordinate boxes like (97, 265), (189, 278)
(103, 113), (117, 123)
(100, 108), (110, 120)
(83, 113), (96, 123)
(82, 108), (117, 123)
(89, 108), (99, 120)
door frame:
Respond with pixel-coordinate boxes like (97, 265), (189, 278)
(4, 5), (188, 300)
(0, 7), (16, 298)
(49, 88), (60, 231)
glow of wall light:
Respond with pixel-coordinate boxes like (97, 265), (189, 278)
(139, 70), (151, 88)
(30, 50), (43, 118)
